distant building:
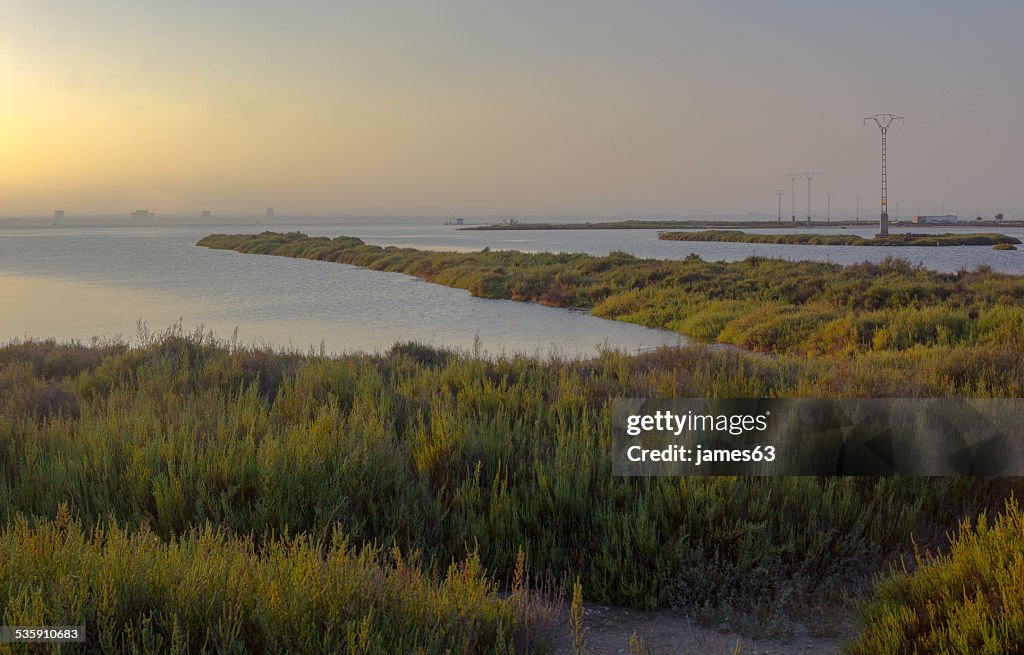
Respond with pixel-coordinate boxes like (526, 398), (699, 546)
(912, 214), (959, 225)
(266, 207), (274, 218)
(131, 209), (155, 220)
(201, 210), (211, 219)
(53, 210), (64, 220)
(455, 218), (464, 225)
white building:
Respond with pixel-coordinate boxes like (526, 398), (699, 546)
(912, 214), (959, 225)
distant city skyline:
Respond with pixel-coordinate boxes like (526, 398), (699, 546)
(2, 1), (1023, 217)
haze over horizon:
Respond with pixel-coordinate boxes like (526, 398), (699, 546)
(2, 0), (1023, 219)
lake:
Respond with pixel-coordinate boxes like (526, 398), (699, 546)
(332, 222), (1024, 273)
(2, 220), (1021, 356)
(0, 222), (685, 356)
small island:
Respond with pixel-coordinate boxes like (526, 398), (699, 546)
(460, 219), (1024, 231)
(658, 230), (1021, 247)
(460, 219), (864, 231)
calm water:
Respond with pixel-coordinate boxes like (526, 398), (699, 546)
(2, 220), (1021, 355)
(0, 223), (684, 357)
(331, 222), (1024, 274)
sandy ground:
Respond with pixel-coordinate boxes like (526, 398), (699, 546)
(550, 604), (854, 654)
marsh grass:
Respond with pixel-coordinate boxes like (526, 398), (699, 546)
(0, 510), (553, 654)
(10, 231), (1024, 650)
(197, 233), (1024, 382)
(846, 497), (1024, 655)
(0, 331), (1018, 642)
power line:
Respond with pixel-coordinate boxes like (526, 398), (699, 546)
(907, 58), (1024, 122)
(906, 85), (1024, 126)
(906, 35), (1024, 118)
(776, 189), (785, 222)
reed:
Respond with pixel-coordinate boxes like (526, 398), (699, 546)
(0, 511), (552, 654)
(846, 497), (1024, 654)
(1, 330), (1018, 637)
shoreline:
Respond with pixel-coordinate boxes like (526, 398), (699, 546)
(459, 219), (1024, 231)
(195, 231), (1024, 362)
(657, 229), (1021, 247)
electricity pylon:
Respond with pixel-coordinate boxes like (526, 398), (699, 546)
(864, 114), (904, 236)
(803, 171), (819, 225)
(787, 173), (801, 223)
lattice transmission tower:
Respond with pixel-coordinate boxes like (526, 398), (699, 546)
(787, 173), (801, 223)
(803, 171), (819, 225)
(864, 114), (904, 236)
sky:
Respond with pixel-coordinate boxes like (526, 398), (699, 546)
(1, 0), (1023, 219)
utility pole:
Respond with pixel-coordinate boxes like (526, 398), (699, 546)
(865, 114), (904, 236)
(804, 171), (819, 225)
(787, 173), (800, 223)
(856, 194), (860, 222)
(826, 192), (831, 223)
(776, 189), (785, 222)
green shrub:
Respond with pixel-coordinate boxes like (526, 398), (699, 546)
(871, 307), (973, 350)
(847, 498), (1024, 655)
(1, 335), (1018, 623)
(0, 512), (552, 654)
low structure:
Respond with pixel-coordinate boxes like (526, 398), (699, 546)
(912, 214), (959, 225)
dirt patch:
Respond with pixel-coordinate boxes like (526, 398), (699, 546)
(549, 604), (856, 654)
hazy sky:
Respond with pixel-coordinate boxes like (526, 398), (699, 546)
(2, 1), (1023, 218)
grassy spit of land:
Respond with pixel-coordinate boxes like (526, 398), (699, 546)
(460, 219), (865, 230)
(198, 232), (1024, 392)
(460, 219), (1024, 231)
(658, 230), (1021, 247)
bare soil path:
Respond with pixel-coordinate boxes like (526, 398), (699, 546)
(550, 604), (855, 654)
